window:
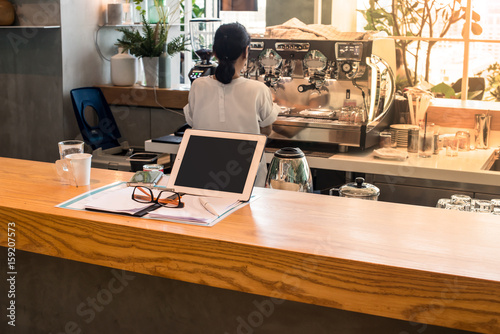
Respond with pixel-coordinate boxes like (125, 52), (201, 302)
(181, 0), (267, 84)
(219, 0), (267, 34)
(356, 0), (500, 102)
(188, 1), (500, 102)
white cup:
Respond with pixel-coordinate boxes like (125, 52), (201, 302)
(56, 153), (92, 186)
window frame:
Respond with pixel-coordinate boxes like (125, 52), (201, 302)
(354, 0), (500, 103)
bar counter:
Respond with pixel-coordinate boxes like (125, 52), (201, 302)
(1, 157), (499, 333)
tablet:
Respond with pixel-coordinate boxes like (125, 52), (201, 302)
(167, 129), (267, 201)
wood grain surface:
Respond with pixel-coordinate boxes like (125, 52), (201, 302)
(1, 157), (499, 333)
(428, 104), (500, 130)
(97, 84), (189, 109)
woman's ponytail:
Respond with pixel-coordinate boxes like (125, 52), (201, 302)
(213, 23), (250, 84)
(215, 59), (236, 84)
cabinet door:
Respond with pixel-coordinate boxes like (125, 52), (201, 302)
(474, 192), (500, 200)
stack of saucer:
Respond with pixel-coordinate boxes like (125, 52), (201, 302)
(390, 124), (419, 148)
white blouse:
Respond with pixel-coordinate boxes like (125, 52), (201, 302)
(183, 76), (279, 134)
(183, 76), (280, 187)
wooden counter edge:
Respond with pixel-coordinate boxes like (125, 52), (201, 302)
(96, 84), (189, 109)
(428, 104), (500, 130)
(1, 205), (499, 333)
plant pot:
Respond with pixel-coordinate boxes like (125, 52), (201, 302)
(142, 56), (159, 87)
(111, 48), (137, 86)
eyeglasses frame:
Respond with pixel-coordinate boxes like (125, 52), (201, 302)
(131, 186), (184, 209)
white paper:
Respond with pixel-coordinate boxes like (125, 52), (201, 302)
(59, 182), (248, 226)
(83, 185), (241, 223)
(84, 187), (152, 215)
(148, 195), (241, 223)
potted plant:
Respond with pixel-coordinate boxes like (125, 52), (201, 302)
(116, 0), (189, 87)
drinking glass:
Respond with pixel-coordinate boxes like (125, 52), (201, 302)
(451, 194), (471, 211)
(445, 202), (466, 211)
(445, 136), (458, 157)
(473, 200), (493, 214)
(379, 131), (393, 148)
(58, 140), (84, 160)
(436, 198), (451, 209)
(351, 108), (364, 124)
(490, 199), (500, 215)
(407, 129), (419, 153)
(339, 108), (351, 123)
(456, 131), (471, 151)
(418, 122), (434, 158)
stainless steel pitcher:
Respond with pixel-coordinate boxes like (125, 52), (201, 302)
(474, 114), (492, 149)
(265, 147), (313, 192)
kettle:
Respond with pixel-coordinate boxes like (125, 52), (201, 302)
(265, 147), (313, 192)
(338, 177), (380, 200)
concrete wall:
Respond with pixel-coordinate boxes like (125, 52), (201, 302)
(0, 0), (109, 163)
(111, 105), (187, 148)
(0, 0), (64, 162)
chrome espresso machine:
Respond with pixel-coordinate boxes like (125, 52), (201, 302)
(245, 38), (396, 151)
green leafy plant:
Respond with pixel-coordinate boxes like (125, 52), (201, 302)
(181, 0), (205, 26)
(476, 62), (500, 102)
(430, 82), (455, 98)
(116, 0), (189, 58)
(430, 82), (483, 100)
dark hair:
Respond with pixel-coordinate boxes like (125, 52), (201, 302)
(213, 23), (250, 84)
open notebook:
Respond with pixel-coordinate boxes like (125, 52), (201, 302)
(82, 184), (243, 225)
(79, 130), (266, 225)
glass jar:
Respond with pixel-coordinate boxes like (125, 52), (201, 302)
(418, 122), (434, 158)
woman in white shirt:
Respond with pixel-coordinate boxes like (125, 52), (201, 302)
(184, 23), (280, 187)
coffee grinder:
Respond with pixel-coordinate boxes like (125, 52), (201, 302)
(188, 18), (222, 82)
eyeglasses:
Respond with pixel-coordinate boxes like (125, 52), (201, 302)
(131, 186), (184, 208)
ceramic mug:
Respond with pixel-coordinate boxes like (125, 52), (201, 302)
(56, 153), (92, 186)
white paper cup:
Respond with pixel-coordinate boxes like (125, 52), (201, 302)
(56, 153), (92, 186)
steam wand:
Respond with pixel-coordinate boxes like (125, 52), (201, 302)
(352, 78), (368, 122)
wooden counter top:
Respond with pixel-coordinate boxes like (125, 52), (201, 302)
(1, 157), (499, 333)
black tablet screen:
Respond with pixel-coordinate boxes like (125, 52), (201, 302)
(173, 135), (258, 193)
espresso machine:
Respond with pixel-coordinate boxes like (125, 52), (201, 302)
(245, 38), (396, 151)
